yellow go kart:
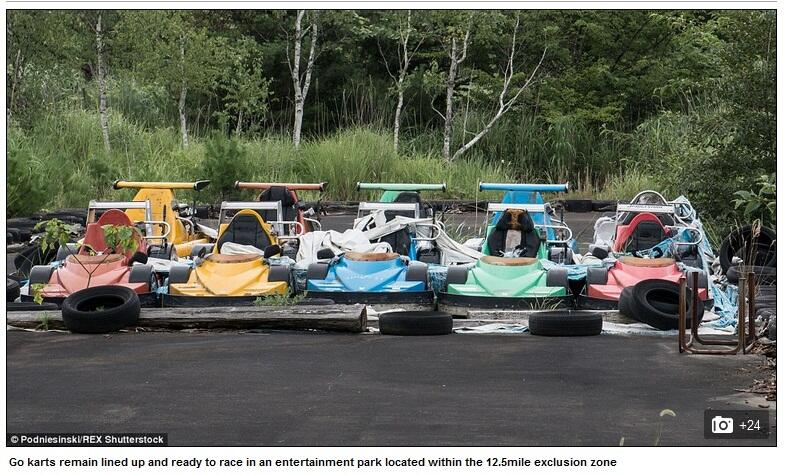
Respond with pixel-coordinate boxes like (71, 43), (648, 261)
(161, 200), (304, 307)
(113, 180), (215, 259)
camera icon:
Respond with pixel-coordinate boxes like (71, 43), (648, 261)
(711, 416), (734, 434)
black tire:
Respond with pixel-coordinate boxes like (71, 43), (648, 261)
(61, 286), (140, 333)
(618, 287), (635, 318)
(588, 244), (610, 260)
(147, 244), (175, 260)
(56, 243), (80, 262)
(307, 263), (330, 281)
(445, 266), (469, 286)
(726, 265), (776, 286)
(585, 267), (608, 285)
(128, 265), (154, 285)
(7, 228), (21, 243)
(546, 267), (569, 289)
(592, 200), (617, 212)
(686, 270), (709, 290)
(628, 279), (704, 331)
(268, 264), (291, 283)
(405, 262), (429, 284)
(7, 278), (21, 302)
(528, 311), (603, 336)
(28, 265), (54, 285)
(565, 199), (593, 213)
(128, 251), (149, 266)
(6, 302), (60, 312)
(719, 225), (776, 274)
(168, 265), (192, 284)
(379, 311), (453, 336)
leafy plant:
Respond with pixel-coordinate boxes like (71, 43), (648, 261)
(36, 312), (51, 331)
(733, 174), (776, 226)
(34, 219), (72, 254)
(102, 224), (140, 254)
(30, 284), (45, 305)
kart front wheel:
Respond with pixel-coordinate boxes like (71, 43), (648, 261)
(445, 266), (469, 286)
(546, 268), (569, 289)
(28, 265), (55, 286)
(405, 262), (428, 284)
(585, 267), (608, 285)
(307, 263), (329, 280)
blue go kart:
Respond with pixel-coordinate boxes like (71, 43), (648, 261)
(305, 183), (446, 310)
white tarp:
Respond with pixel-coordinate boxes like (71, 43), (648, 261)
(295, 229), (392, 267)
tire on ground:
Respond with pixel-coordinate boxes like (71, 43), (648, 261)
(628, 279), (704, 330)
(528, 311), (603, 336)
(379, 311), (453, 336)
(61, 285), (141, 333)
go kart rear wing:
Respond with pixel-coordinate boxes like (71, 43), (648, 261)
(235, 182), (327, 191)
(113, 180), (211, 191)
(486, 203), (572, 244)
(87, 200), (171, 240)
(479, 183), (569, 193)
(356, 183), (446, 192)
(219, 201), (305, 240)
(357, 202), (421, 219)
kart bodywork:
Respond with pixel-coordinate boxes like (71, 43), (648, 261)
(114, 180), (213, 258)
(304, 183), (441, 310)
(162, 202), (297, 307)
(24, 208), (162, 307)
(437, 206), (573, 316)
(580, 191), (711, 309)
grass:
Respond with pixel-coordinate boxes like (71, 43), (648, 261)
(253, 292), (307, 307)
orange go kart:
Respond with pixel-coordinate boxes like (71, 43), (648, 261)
(24, 207), (168, 307)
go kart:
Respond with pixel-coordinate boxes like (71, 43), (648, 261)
(477, 182), (576, 263)
(304, 183), (444, 310)
(24, 207), (167, 307)
(162, 200), (303, 307)
(113, 180), (214, 258)
(580, 190), (711, 310)
(437, 205), (575, 316)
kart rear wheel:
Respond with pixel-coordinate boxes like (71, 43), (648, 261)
(190, 244), (213, 258)
(528, 311), (603, 336)
(445, 266), (469, 286)
(268, 264), (291, 283)
(7, 278), (21, 302)
(307, 263), (329, 281)
(719, 225), (776, 273)
(405, 262), (428, 284)
(148, 244), (175, 260)
(55, 243), (80, 262)
(546, 268), (569, 289)
(168, 265), (192, 284)
(61, 286), (140, 333)
(379, 311), (453, 336)
(129, 265), (155, 291)
(28, 265), (54, 286)
(585, 267), (608, 285)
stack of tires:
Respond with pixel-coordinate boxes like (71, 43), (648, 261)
(619, 278), (704, 331)
(720, 225), (776, 340)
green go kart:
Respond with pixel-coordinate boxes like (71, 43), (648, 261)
(437, 205), (574, 316)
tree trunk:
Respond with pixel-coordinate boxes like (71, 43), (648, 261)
(96, 13), (111, 152)
(290, 10), (318, 149)
(236, 109), (243, 136)
(393, 84), (404, 154)
(442, 38), (459, 161)
(178, 36), (188, 147)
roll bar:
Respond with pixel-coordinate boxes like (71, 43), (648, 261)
(479, 183), (569, 192)
(356, 183), (446, 192)
(234, 181), (327, 191)
(113, 180), (211, 191)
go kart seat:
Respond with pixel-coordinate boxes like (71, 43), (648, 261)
(81, 209), (143, 257)
(486, 209), (540, 258)
(615, 212), (668, 253)
(217, 213), (272, 253)
(258, 186), (298, 223)
(385, 192), (421, 220)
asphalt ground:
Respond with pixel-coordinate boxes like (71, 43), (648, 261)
(6, 331), (775, 446)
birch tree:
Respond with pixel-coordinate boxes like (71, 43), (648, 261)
(450, 16), (546, 160)
(288, 10), (319, 149)
(377, 11), (426, 154)
(94, 13), (111, 151)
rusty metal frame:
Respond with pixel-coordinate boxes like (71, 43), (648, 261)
(678, 270), (757, 354)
